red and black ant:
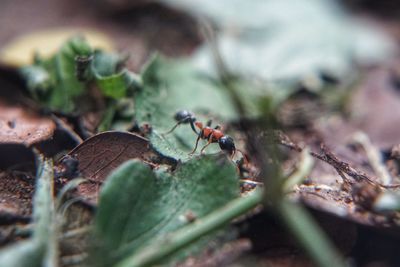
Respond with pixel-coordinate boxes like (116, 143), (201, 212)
(163, 110), (245, 160)
(164, 110), (261, 191)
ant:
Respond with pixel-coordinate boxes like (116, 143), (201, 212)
(163, 110), (245, 160)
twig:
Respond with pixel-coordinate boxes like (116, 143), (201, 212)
(274, 131), (400, 189)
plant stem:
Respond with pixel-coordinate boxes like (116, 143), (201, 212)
(115, 190), (263, 267)
(277, 200), (347, 267)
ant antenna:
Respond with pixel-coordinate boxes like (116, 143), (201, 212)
(163, 121), (183, 135)
(163, 110), (199, 135)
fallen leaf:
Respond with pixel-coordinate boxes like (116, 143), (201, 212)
(64, 131), (156, 205)
(0, 101), (55, 146)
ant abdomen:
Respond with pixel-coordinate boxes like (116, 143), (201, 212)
(218, 135), (236, 155)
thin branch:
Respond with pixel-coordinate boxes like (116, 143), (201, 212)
(274, 131), (400, 189)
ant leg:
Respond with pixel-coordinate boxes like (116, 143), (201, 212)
(206, 119), (212, 127)
(214, 125), (221, 130)
(189, 135), (201, 155)
(200, 134), (214, 154)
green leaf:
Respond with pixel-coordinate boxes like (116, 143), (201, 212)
(0, 157), (57, 267)
(135, 55), (237, 160)
(92, 51), (127, 99)
(91, 51), (121, 76)
(92, 51), (141, 100)
(161, 0), (394, 92)
(95, 71), (128, 99)
(49, 37), (92, 112)
(91, 155), (239, 265)
(116, 189), (263, 267)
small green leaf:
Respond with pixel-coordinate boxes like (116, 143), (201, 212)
(92, 51), (141, 104)
(91, 154), (239, 265)
(95, 72), (127, 99)
(91, 51), (122, 76)
(92, 51), (126, 99)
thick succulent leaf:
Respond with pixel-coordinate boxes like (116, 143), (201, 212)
(95, 71), (128, 99)
(19, 36), (92, 113)
(92, 52), (128, 99)
(135, 55), (237, 160)
(161, 0), (395, 91)
(48, 37), (92, 112)
(0, 157), (56, 267)
(92, 155), (239, 265)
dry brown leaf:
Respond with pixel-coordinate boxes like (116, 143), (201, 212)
(64, 131), (156, 205)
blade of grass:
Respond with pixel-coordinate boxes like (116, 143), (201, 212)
(283, 147), (314, 192)
(0, 155), (58, 267)
(277, 200), (347, 267)
(34, 155), (58, 267)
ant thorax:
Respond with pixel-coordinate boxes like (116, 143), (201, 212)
(202, 127), (224, 142)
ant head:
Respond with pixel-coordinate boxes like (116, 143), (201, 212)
(174, 110), (195, 123)
(218, 135), (236, 155)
